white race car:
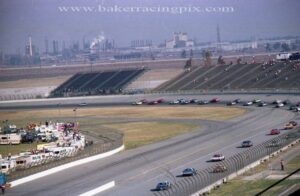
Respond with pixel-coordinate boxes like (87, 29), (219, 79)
(211, 154), (225, 161)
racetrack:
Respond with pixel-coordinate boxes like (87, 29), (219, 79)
(4, 93), (299, 196)
(0, 92), (299, 110)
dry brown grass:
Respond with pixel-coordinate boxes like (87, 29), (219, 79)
(0, 106), (246, 150)
(0, 106), (246, 122)
(0, 76), (71, 89)
(102, 121), (199, 149)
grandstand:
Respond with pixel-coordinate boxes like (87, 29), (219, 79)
(154, 62), (300, 92)
(50, 68), (146, 97)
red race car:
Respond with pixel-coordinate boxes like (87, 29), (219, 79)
(157, 98), (165, 104)
(210, 98), (220, 103)
(148, 101), (158, 105)
(270, 129), (280, 135)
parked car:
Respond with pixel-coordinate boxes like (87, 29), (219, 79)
(270, 129), (280, 135)
(211, 154), (225, 161)
(21, 133), (36, 143)
(212, 165), (227, 173)
(241, 140), (253, 147)
(156, 181), (171, 191)
(182, 168), (197, 176)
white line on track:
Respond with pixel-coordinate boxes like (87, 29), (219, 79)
(10, 145), (124, 187)
(78, 181), (115, 196)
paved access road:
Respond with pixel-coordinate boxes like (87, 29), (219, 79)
(6, 103), (298, 196)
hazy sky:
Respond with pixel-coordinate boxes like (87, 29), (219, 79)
(0, 0), (299, 53)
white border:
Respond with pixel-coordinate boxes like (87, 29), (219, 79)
(10, 145), (124, 187)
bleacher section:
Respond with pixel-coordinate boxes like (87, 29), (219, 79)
(155, 62), (300, 92)
(51, 69), (146, 97)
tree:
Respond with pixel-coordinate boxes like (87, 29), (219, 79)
(181, 49), (187, 58)
(217, 55), (225, 65)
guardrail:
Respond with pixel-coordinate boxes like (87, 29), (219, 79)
(7, 132), (123, 181)
(148, 89), (300, 95)
(152, 130), (300, 196)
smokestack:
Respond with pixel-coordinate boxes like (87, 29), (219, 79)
(217, 24), (221, 43)
(45, 37), (49, 54)
(29, 36), (33, 56)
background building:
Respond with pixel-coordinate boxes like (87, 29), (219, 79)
(166, 32), (194, 49)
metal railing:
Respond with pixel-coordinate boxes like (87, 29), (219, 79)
(7, 133), (123, 181)
(153, 131), (300, 196)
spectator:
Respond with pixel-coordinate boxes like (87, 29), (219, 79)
(280, 159), (284, 171)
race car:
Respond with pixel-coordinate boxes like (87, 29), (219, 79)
(289, 121), (297, 126)
(131, 101), (143, 105)
(211, 154), (225, 161)
(270, 129), (280, 135)
(241, 140), (253, 147)
(284, 123), (294, 130)
(182, 168), (197, 176)
(210, 98), (220, 103)
(155, 181), (171, 191)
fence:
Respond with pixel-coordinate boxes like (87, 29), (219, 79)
(152, 130), (300, 196)
(7, 132), (123, 181)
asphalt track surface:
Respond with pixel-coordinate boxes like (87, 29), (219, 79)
(2, 93), (300, 196)
(0, 92), (299, 110)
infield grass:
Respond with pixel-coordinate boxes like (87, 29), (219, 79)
(102, 121), (199, 149)
(0, 106), (245, 151)
(0, 106), (246, 122)
(210, 179), (300, 196)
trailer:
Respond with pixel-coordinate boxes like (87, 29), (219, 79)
(0, 134), (21, 145)
(1, 160), (16, 174)
(276, 53), (291, 61)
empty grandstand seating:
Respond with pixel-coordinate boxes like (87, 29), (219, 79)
(155, 62), (300, 92)
(50, 69), (146, 97)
